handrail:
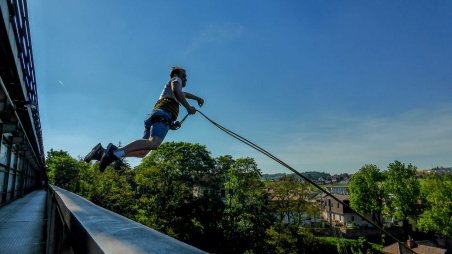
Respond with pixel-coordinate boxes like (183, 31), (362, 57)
(47, 185), (207, 254)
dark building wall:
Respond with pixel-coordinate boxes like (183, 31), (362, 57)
(0, 0), (45, 205)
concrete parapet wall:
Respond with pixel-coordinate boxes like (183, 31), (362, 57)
(46, 185), (207, 254)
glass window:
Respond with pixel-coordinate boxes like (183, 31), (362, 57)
(0, 142), (9, 165)
(16, 156), (22, 172)
(7, 172), (14, 191)
(15, 173), (21, 190)
(0, 168), (5, 191)
(11, 150), (17, 169)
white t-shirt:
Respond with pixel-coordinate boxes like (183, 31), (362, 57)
(159, 77), (183, 102)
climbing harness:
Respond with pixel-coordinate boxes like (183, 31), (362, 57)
(194, 109), (419, 254)
(148, 113), (190, 130)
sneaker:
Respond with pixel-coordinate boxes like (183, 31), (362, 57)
(84, 143), (105, 162)
(99, 143), (119, 172)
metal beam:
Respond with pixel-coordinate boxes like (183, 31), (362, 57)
(0, 77), (42, 168)
(0, 0), (43, 166)
(12, 136), (23, 144)
(2, 122), (18, 133)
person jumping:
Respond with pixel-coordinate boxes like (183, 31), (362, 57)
(84, 66), (204, 171)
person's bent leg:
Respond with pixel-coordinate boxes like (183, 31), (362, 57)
(126, 150), (151, 158)
(107, 111), (170, 162)
(119, 136), (163, 157)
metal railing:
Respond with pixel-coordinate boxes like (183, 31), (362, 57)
(47, 185), (208, 254)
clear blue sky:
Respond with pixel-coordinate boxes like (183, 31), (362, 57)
(28, 1), (452, 174)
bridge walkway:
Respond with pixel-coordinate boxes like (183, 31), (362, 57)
(0, 190), (46, 254)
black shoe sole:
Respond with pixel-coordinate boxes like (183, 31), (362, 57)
(84, 143), (104, 162)
(99, 143), (118, 172)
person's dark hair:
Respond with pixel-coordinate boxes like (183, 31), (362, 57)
(170, 66), (186, 78)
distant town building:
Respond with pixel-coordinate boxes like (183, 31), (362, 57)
(319, 194), (368, 227)
(381, 240), (447, 254)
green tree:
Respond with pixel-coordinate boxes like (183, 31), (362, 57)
(215, 155), (234, 176)
(265, 176), (310, 225)
(73, 159), (94, 198)
(89, 165), (136, 218)
(134, 163), (192, 236)
(46, 149), (136, 218)
(46, 149), (80, 191)
(221, 157), (275, 253)
(383, 161), (420, 234)
(134, 142), (221, 251)
(418, 174), (452, 238)
(138, 142), (215, 176)
(349, 164), (385, 227)
(265, 224), (320, 254)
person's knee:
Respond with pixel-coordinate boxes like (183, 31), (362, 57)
(148, 136), (163, 149)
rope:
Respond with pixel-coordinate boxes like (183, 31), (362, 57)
(169, 113), (190, 130)
(195, 110), (418, 254)
(179, 113), (190, 125)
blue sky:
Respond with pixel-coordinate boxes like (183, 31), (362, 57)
(28, 1), (452, 174)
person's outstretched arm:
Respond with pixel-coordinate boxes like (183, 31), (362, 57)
(184, 92), (204, 107)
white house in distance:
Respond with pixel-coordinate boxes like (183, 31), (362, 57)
(320, 193), (368, 227)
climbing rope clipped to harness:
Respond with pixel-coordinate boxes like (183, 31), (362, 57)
(169, 113), (189, 130)
(195, 109), (419, 254)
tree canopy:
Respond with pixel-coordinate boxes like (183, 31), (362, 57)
(349, 164), (385, 227)
(46, 145), (449, 253)
(418, 174), (452, 238)
(383, 161), (420, 221)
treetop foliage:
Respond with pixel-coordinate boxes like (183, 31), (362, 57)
(45, 144), (451, 253)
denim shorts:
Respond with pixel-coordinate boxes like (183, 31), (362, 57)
(143, 109), (172, 139)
